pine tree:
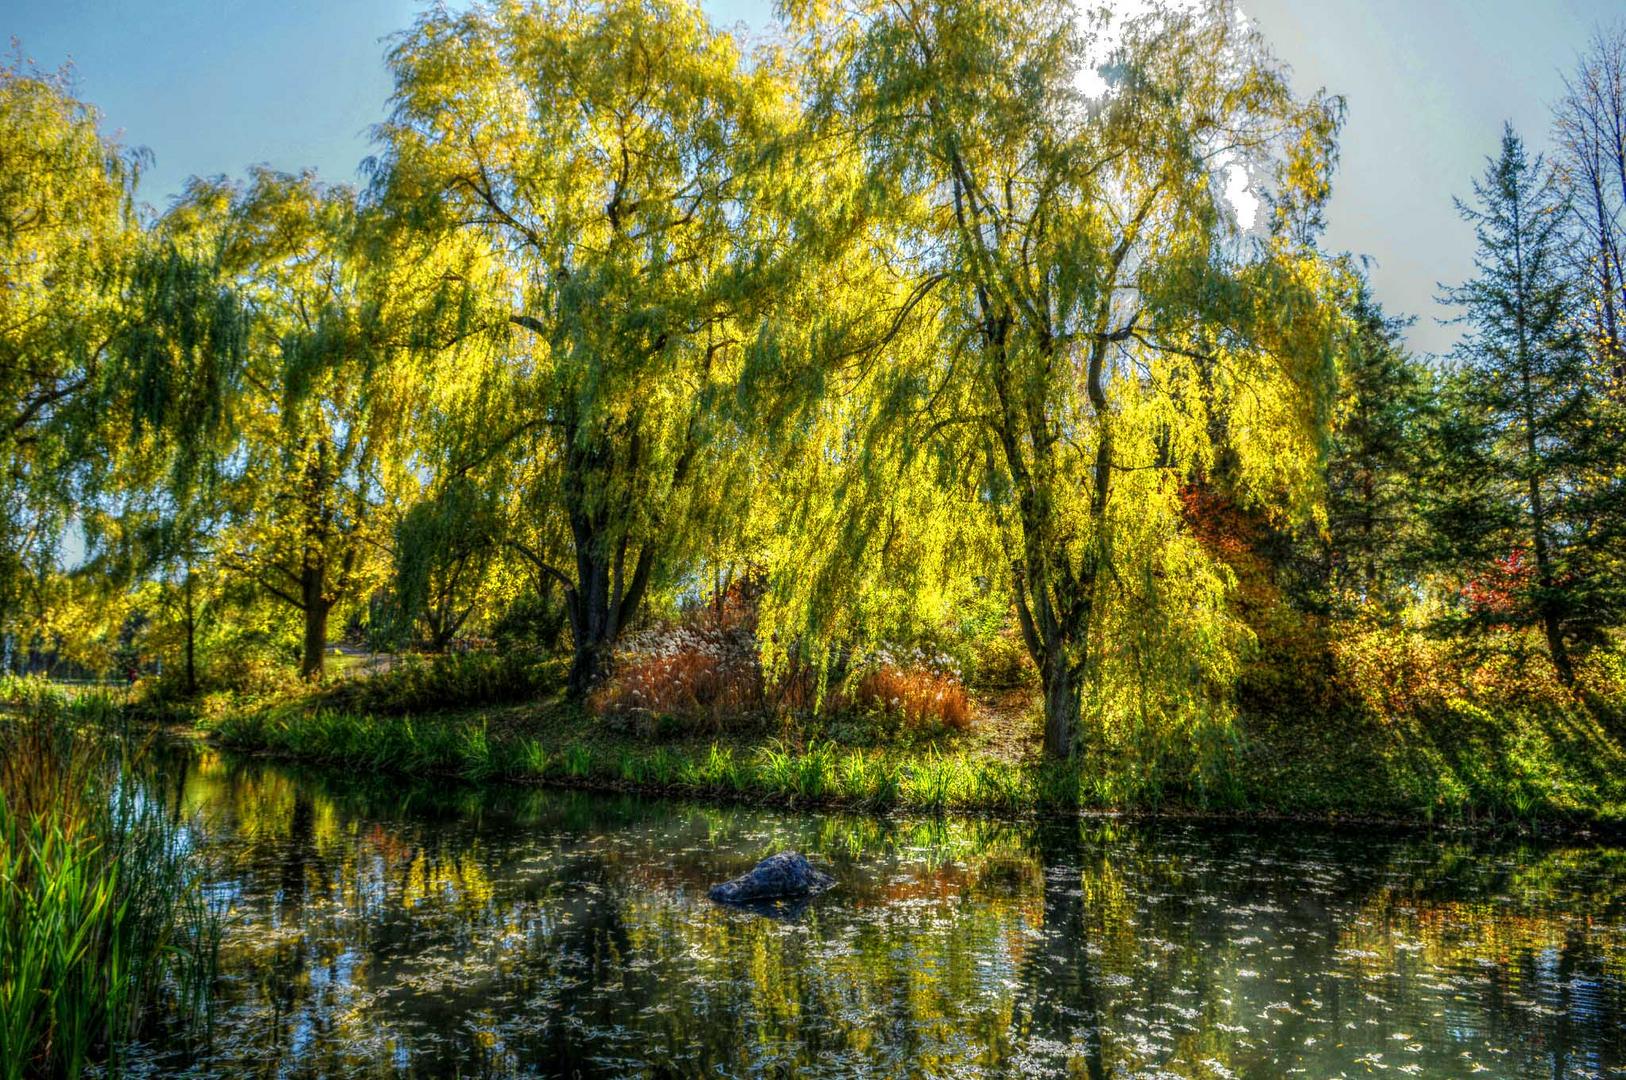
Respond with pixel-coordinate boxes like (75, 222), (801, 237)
(1320, 277), (1431, 613)
(1436, 125), (1608, 687)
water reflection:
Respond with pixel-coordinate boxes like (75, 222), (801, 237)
(138, 748), (1625, 1078)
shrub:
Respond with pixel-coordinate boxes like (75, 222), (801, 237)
(328, 649), (558, 715)
(0, 673), (70, 713)
(832, 644), (973, 742)
(591, 612), (980, 742)
(192, 624), (303, 699)
(963, 622), (1037, 690)
(490, 589), (570, 654)
(1328, 619), (1587, 718)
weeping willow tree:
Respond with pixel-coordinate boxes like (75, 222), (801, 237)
(0, 57), (141, 653)
(373, 0), (824, 696)
(138, 170), (436, 680)
(73, 196), (257, 692)
(765, 0), (1351, 759)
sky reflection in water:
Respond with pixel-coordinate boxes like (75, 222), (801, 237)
(135, 748), (1626, 1078)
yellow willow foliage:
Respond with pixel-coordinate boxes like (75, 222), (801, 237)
(16, 0), (1369, 737)
(761, 0), (1355, 755)
(137, 168), (471, 675)
(0, 58), (141, 632)
(370, 0), (873, 686)
(376, 0), (802, 530)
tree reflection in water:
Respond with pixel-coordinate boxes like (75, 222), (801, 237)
(137, 747), (1625, 1077)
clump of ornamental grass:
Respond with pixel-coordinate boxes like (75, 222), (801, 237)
(846, 647), (972, 736)
(590, 577), (978, 743)
(0, 709), (219, 1078)
(590, 592), (767, 733)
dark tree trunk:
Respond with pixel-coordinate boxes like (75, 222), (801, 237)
(427, 604), (458, 652)
(182, 567), (197, 695)
(566, 523), (613, 699)
(300, 562), (330, 682)
(1013, 577), (1089, 762)
(566, 636), (611, 700)
(1541, 603), (1576, 688)
(563, 512), (655, 701)
(1042, 649), (1081, 761)
(1522, 394), (1574, 689)
(1527, 477), (1574, 689)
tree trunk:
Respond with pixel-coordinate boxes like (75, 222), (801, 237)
(300, 563), (329, 681)
(1525, 433), (1573, 689)
(566, 535), (612, 699)
(427, 606), (453, 652)
(563, 508), (656, 701)
(182, 568), (197, 695)
(1041, 649), (1081, 760)
(567, 635), (611, 699)
(1542, 605), (1576, 688)
(1011, 552), (1091, 763)
(301, 602), (330, 681)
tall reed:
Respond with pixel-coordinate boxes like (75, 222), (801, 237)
(0, 704), (218, 1078)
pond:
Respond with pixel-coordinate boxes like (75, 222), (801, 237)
(133, 747), (1625, 1078)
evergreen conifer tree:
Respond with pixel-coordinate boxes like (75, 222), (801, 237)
(1437, 125), (1610, 686)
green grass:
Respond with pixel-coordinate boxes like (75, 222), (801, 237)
(0, 690), (220, 1078)
(207, 701), (1072, 815)
(172, 629), (1626, 831)
(193, 681), (1626, 831)
(1236, 693), (1626, 826)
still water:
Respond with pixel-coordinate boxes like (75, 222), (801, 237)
(136, 748), (1625, 1078)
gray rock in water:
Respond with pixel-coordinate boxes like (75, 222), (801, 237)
(709, 851), (834, 905)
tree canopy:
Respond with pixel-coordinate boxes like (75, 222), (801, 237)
(759, 0), (1350, 756)
(6, 0), (1625, 760)
(0, 57), (140, 648)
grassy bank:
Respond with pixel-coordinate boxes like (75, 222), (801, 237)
(200, 675), (1626, 831)
(208, 700), (1064, 815)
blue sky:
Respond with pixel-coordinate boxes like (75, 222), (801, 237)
(8, 0), (1623, 355)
